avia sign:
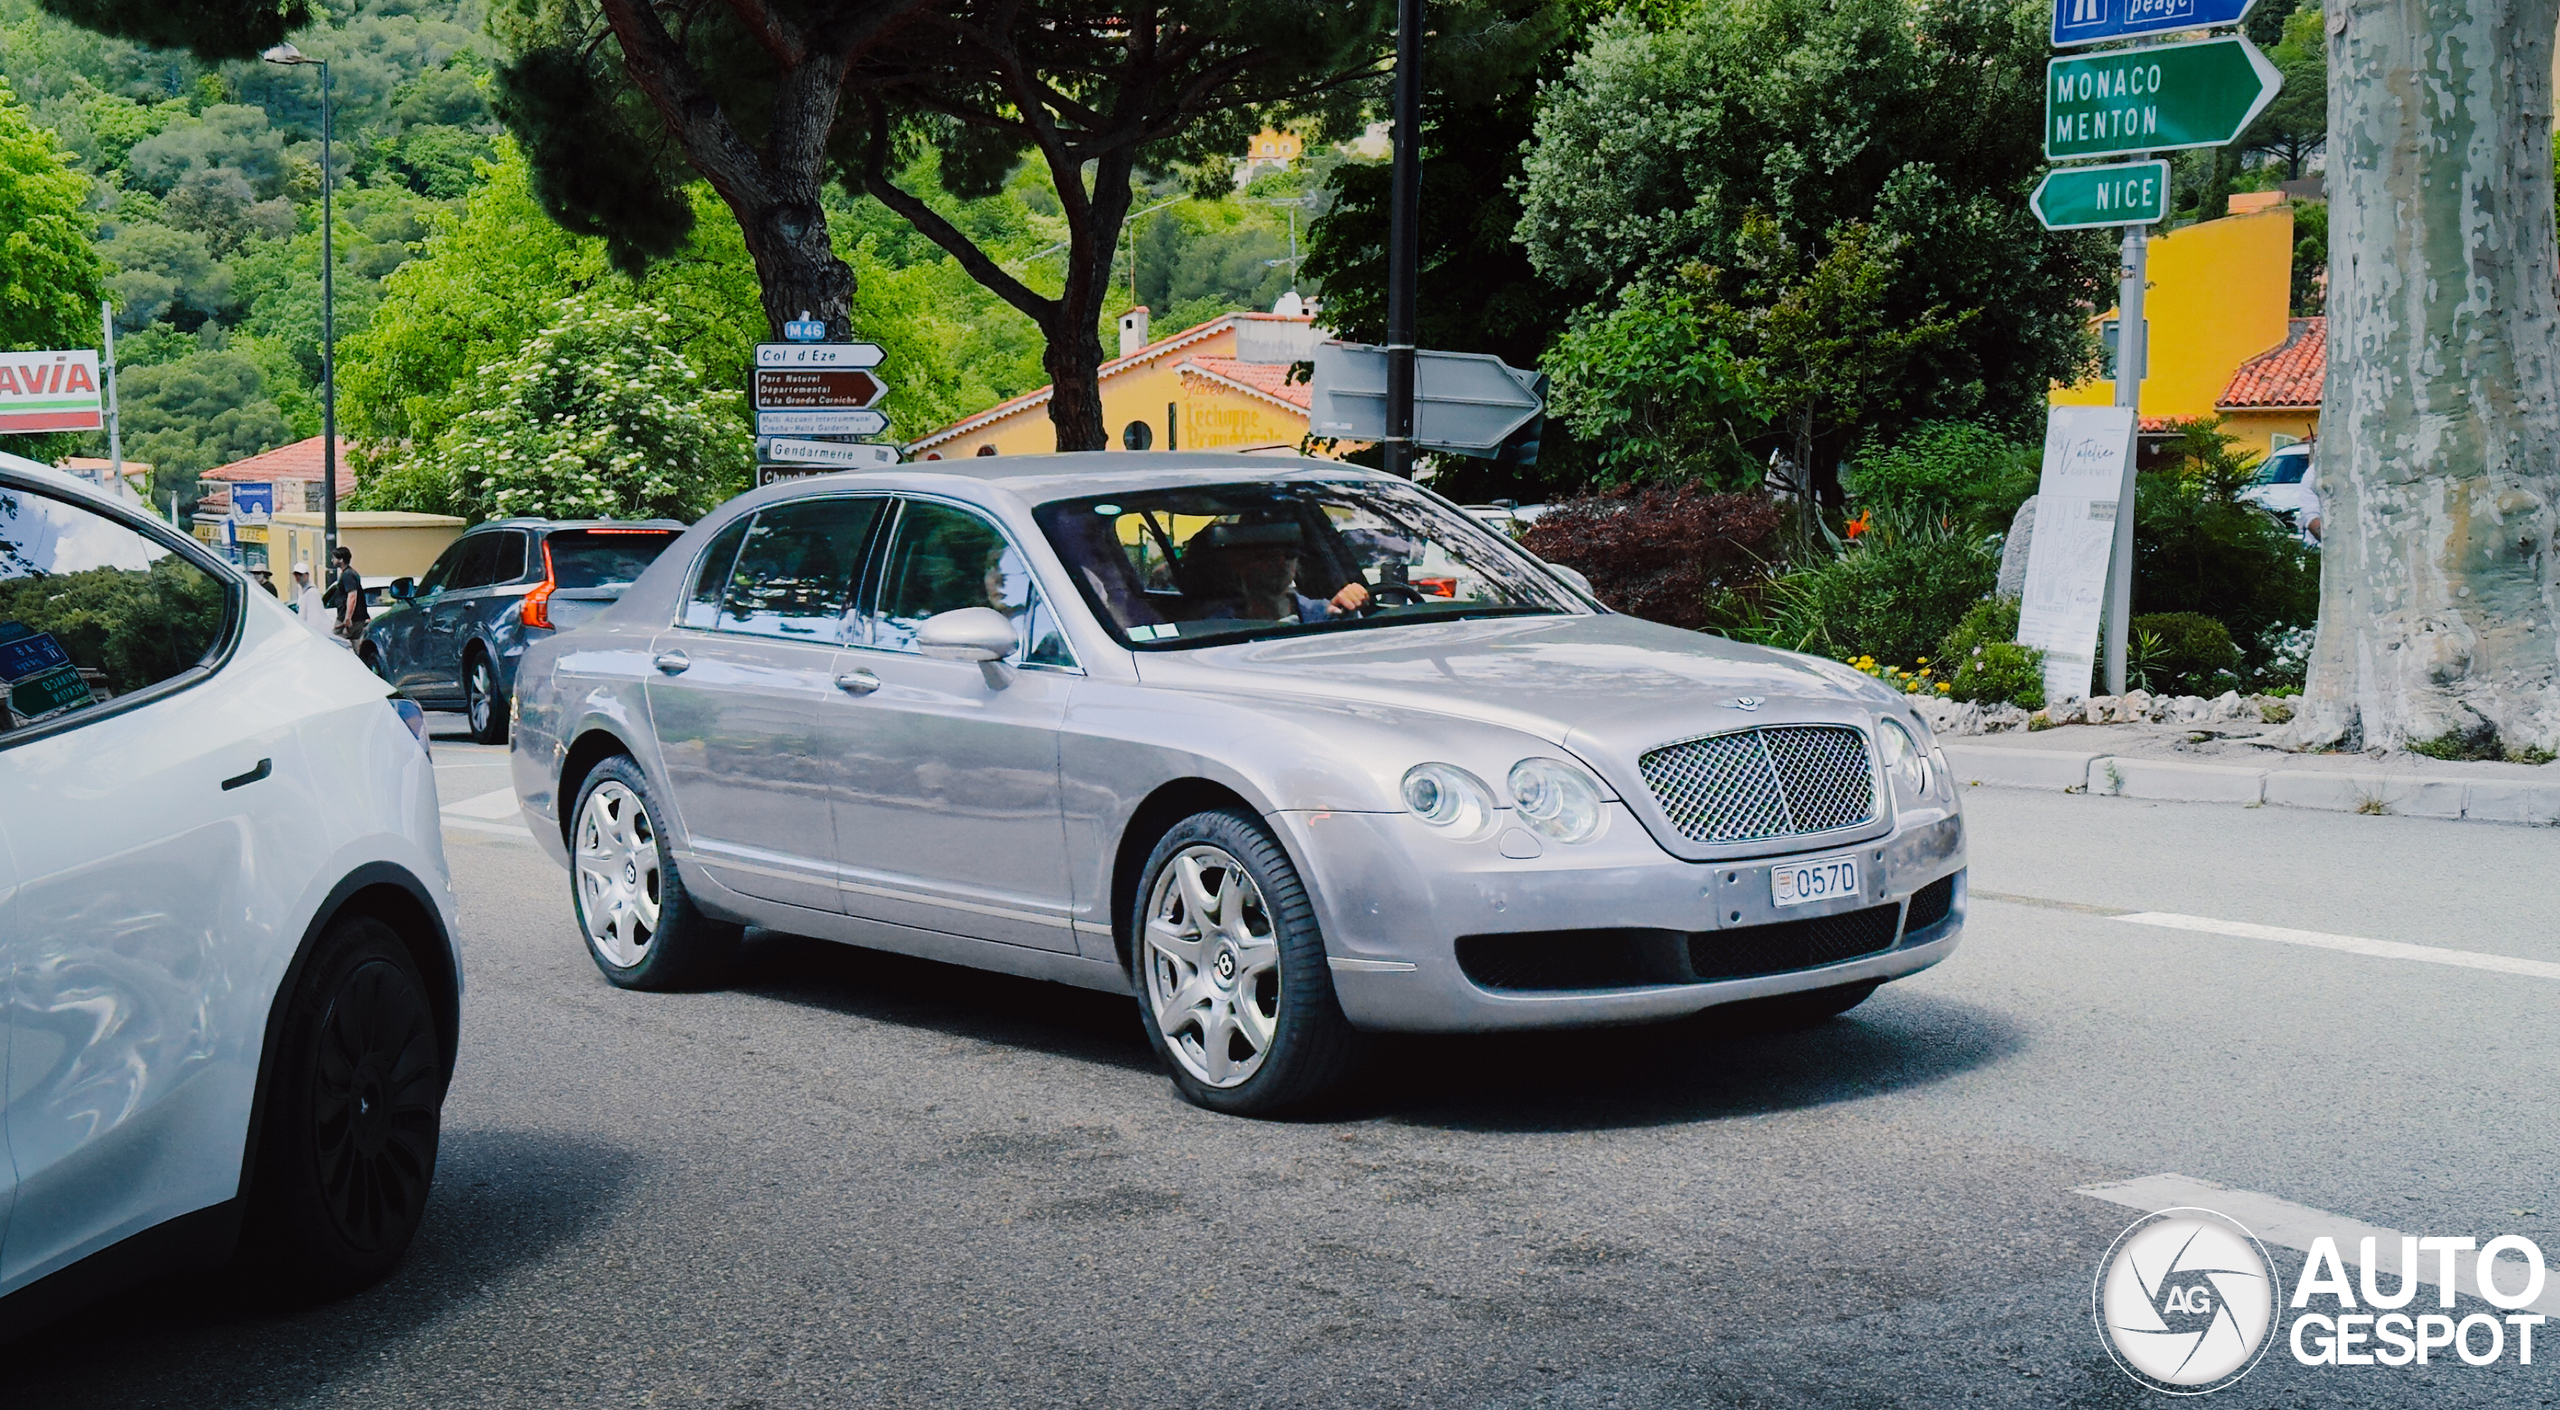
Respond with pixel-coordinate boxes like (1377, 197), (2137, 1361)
(2045, 35), (2283, 161)
(0, 350), (103, 433)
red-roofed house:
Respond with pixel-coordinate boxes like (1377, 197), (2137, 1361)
(2214, 316), (2324, 451)
(907, 307), (1355, 459)
(200, 435), (357, 511)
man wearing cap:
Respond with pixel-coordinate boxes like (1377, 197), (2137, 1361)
(290, 561), (335, 640)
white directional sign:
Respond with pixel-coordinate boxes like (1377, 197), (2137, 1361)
(760, 438), (900, 469)
(756, 342), (887, 369)
(1307, 341), (1544, 452)
(757, 409), (889, 438)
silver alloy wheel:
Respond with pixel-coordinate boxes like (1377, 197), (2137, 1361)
(466, 658), (493, 734)
(1142, 844), (1282, 1088)
(575, 781), (661, 968)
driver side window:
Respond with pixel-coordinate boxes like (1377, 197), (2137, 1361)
(416, 538), (469, 596)
(866, 501), (1071, 667)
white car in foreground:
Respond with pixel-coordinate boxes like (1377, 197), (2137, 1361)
(0, 460), (460, 1338)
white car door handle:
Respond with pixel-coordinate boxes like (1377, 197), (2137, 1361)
(653, 650), (691, 674)
(835, 670), (882, 695)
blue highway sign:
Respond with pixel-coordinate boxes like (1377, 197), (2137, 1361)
(2052, 0), (2255, 48)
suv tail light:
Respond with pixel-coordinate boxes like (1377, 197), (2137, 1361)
(521, 541), (558, 629)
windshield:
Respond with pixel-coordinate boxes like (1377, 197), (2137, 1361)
(2252, 451), (2311, 486)
(1032, 478), (1581, 649)
(545, 529), (680, 589)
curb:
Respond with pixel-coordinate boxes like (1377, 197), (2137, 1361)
(1941, 743), (2560, 825)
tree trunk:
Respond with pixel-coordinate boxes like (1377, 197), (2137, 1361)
(2294, 0), (2560, 755)
(739, 196), (856, 340)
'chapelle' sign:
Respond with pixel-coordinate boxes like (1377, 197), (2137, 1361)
(0, 350), (103, 433)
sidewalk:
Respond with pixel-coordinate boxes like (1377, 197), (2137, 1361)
(1939, 719), (2560, 824)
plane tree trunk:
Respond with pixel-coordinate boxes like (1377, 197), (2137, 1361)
(2294, 0), (2560, 755)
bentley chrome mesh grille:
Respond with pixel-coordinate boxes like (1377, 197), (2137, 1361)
(1637, 725), (1876, 844)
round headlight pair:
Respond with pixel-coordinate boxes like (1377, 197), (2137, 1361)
(1401, 757), (1607, 844)
(1877, 717), (1932, 795)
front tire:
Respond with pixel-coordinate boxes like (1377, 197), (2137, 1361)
(243, 915), (445, 1295)
(571, 755), (741, 990)
(463, 651), (509, 745)
(1131, 809), (1365, 1115)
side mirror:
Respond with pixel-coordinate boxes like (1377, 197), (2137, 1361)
(916, 607), (1017, 664)
(389, 577), (417, 601)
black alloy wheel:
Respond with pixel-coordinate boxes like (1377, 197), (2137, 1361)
(246, 915), (445, 1293)
(464, 652), (508, 745)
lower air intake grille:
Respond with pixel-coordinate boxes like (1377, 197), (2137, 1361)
(1686, 903), (1902, 982)
(1904, 873), (1959, 933)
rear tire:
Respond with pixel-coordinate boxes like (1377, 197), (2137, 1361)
(463, 650), (509, 745)
(242, 915), (446, 1295)
(1130, 809), (1365, 1116)
(571, 755), (741, 990)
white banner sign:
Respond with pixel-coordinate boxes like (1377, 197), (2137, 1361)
(0, 349), (103, 432)
(761, 438), (900, 469)
(755, 342), (887, 369)
(2018, 405), (2137, 703)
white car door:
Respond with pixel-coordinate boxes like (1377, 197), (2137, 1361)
(0, 481), (324, 1290)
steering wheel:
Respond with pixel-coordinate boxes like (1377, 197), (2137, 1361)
(1366, 581), (1428, 609)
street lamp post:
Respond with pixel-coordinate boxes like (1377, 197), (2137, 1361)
(262, 42), (336, 569)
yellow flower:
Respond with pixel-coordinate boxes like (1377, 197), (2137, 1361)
(1937, 682), (1952, 692)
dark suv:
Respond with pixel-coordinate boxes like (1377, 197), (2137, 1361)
(361, 519), (684, 743)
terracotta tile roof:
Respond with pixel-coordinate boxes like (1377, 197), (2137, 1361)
(2218, 317), (2325, 409)
(906, 312), (1313, 450)
(1180, 356), (1313, 411)
(201, 435), (356, 492)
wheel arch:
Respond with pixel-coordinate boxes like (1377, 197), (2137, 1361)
(1108, 778), (1266, 974)
(239, 863), (460, 1208)
(555, 726), (639, 852)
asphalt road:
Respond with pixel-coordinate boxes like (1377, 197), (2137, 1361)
(14, 725), (2559, 1408)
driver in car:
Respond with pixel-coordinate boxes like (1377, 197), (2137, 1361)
(1184, 521), (1370, 623)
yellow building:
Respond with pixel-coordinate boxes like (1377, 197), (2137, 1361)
(908, 308), (1354, 461)
(2049, 205), (2317, 456)
(272, 511), (466, 580)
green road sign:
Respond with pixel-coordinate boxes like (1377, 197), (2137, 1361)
(2045, 36), (2282, 161)
(8, 664), (92, 722)
(2032, 160), (2172, 230)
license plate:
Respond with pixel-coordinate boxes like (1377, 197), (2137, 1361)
(1772, 855), (1860, 907)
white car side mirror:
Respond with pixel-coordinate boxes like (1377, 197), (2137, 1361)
(917, 607), (1017, 663)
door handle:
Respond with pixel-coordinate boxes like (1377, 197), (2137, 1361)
(221, 758), (272, 791)
(654, 650), (692, 674)
(834, 669), (882, 695)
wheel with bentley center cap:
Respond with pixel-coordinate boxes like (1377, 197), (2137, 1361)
(572, 754), (740, 989)
(1132, 809), (1365, 1115)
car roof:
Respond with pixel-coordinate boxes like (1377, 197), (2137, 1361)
(471, 518), (688, 532)
(745, 451), (1393, 514)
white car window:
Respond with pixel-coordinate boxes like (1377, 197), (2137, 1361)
(714, 497), (886, 642)
(867, 500), (1074, 667)
(0, 483), (233, 738)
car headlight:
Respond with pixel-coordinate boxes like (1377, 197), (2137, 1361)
(1403, 763), (1497, 836)
(1876, 717), (1930, 796)
(1508, 757), (1605, 843)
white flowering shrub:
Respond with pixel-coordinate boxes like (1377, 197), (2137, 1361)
(423, 295), (749, 522)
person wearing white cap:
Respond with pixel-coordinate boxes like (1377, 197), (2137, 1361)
(290, 561), (337, 641)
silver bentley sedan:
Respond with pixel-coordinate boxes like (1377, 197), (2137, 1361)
(508, 453), (1966, 1114)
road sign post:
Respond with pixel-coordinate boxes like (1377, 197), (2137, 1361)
(2045, 36), (2283, 160)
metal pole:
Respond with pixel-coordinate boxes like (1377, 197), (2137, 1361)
(101, 300), (122, 506)
(1381, 0), (1423, 478)
(320, 59), (338, 569)
(2102, 221), (2146, 696)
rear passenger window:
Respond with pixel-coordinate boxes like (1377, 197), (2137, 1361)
(0, 484), (235, 738)
(681, 518), (752, 629)
(716, 498), (886, 641)
(484, 530), (528, 584)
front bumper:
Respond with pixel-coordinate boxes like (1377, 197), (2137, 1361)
(1269, 802), (1965, 1033)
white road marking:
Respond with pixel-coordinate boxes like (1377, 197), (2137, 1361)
(443, 787), (522, 820)
(2112, 911), (2560, 982)
(442, 817), (534, 840)
(2078, 1173), (2560, 1315)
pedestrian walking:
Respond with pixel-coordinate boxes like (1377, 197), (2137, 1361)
(289, 561), (334, 638)
(328, 545), (369, 646)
